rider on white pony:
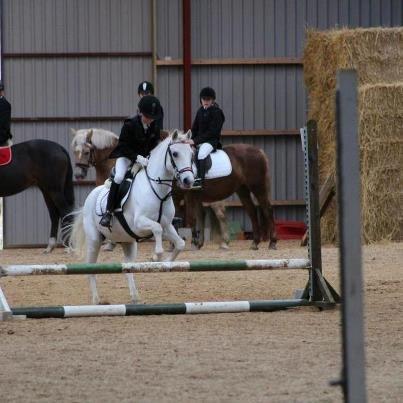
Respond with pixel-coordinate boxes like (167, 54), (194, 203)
(100, 95), (163, 228)
(189, 87), (225, 189)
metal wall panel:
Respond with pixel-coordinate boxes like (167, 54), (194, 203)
(2, 0), (153, 247)
(2, 0), (402, 245)
(156, 0), (182, 60)
(3, 0), (151, 53)
(6, 58), (151, 117)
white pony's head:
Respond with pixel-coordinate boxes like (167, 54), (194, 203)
(165, 129), (195, 189)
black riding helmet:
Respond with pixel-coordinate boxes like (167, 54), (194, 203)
(138, 81), (154, 95)
(200, 87), (216, 100)
(138, 95), (162, 120)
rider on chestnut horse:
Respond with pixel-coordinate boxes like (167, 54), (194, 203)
(189, 87), (225, 189)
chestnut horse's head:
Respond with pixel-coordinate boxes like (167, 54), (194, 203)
(70, 128), (118, 181)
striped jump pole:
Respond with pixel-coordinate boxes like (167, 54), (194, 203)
(0, 258), (311, 277)
(12, 299), (312, 319)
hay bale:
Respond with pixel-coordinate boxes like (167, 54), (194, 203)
(359, 84), (403, 242)
(303, 27), (403, 243)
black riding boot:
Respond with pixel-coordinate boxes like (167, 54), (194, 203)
(192, 158), (207, 189)
(99, 181), (119, 228)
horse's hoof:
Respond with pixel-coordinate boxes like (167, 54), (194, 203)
(249, 242), (259, 250)
(269, 242), (277, 250)
(43, 248), (52, 254)
(191, 243), (200, 251)
(101, 243), (115, 252)
(219, 243), (229, 250)
(152, 253), (163, 262)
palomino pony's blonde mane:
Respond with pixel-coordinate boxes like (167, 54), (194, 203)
(71, 128), (119, 150)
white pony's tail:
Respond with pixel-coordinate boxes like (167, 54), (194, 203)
(69, 208), (87, 258)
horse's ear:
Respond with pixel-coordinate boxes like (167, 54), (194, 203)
(172, 130), (178, 140)
(185, 129), (192, 139)
(86, 129), (93, 143)
(70, 128), (77, 136)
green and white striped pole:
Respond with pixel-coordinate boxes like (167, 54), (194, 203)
(0, 259), (310, 277)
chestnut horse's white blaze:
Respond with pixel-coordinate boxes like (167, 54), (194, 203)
(70, 130), (195, 304)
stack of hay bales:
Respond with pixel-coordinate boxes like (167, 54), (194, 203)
(303, 27), (403, 243)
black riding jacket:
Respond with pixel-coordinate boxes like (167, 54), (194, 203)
(109, 115), (161, 161)
(191, 103), (225, 150)
(0, 96), (12, 145)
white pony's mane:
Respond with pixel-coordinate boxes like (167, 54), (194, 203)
(149, 129), (190, 157)
(72, 128), (119, 150)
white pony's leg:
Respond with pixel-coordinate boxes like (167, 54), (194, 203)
(134, 217), (164, 261)
(121, 242), (140, 303)
(85, 229), (102, 305)
(43, 237), (57, 254)
(162, 223), (186, 261)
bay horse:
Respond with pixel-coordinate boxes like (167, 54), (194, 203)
(71, 128), (118, 251)
(0, 139), (75, 252)
(69, 130), (195, 304)
(179, 143), (277, 250)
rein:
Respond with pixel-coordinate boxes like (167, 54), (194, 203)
(144, 141), (193, 223)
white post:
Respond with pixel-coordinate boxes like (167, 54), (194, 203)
(0, 284), (12, 320)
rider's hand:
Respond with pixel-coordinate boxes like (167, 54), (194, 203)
(136, 155), (148, 167)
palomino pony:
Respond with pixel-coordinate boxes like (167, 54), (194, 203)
(71, 128), (118, 251)
(179, 143), (277, 250)
(0, 139), (75, 252)
(70, 130), (195, 304)
(70, 128), (117, 184)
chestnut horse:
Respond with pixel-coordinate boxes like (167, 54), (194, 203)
(179, 143), (277, 250)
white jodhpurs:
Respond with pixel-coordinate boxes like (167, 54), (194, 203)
(114, 157), (131, 184)
(197, 143), (214, 159)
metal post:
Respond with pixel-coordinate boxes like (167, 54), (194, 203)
(305, 120), (323, 301)
(336, 69), (367, 403)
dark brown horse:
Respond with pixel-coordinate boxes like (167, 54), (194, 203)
(180, 143), (277, 250)
(0, 139), (75, 252)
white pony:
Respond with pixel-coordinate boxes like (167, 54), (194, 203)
(70, 130), (195, 304)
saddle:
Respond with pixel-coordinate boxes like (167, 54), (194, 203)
(193, 149), (232, 179)
(0, 143), (12, 166)
(96, 168), (152, 241)
(99, 168), (136, 215)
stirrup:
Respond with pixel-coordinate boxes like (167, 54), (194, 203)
(191, 179), (203, 189)
(99, 211), (113, 229)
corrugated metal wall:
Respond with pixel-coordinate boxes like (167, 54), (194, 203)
(2, 0), (153, 246)
(2, 0), (402, 246)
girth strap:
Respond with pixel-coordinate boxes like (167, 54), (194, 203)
(114, 211), (153, 242)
